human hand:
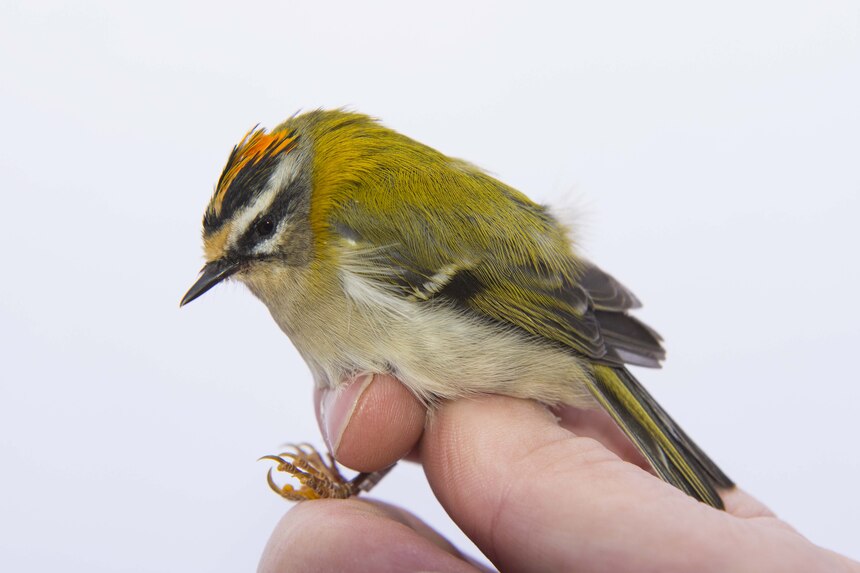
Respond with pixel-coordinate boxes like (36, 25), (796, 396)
(259, 374), (860, 573)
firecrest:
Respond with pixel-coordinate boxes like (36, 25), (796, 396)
(181, 109), (732, 508)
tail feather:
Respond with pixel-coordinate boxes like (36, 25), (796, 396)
(587, 365), (733, 509)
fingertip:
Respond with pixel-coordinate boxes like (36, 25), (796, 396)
(317, 374), (426, 472)
(259, 499), (485, 573)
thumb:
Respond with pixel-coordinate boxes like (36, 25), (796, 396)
(315, 373), (426, 472)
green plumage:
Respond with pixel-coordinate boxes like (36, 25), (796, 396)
(316, 114), (662, 367)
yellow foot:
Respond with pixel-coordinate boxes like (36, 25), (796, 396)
(260, 443), (356, 501)
(260, 443), (397, 502)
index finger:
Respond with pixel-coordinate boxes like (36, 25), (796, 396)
(420, 395), (737, 572)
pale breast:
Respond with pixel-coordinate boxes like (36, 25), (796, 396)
(244, 262), (597, 407)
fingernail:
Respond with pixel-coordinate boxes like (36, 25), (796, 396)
(320, 373), (375, 456)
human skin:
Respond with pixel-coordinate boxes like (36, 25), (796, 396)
(258, 374), (860, 573)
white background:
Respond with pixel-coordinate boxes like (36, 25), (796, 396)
(1, 1), (858, 570)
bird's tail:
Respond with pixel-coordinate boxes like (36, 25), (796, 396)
(588, 365), (733, 509)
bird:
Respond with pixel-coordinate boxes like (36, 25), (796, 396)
(181, 109), (733, 508)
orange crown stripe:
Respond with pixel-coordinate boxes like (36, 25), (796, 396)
(210, 128), (297, 216)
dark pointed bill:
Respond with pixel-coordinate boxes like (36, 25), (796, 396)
(180, 260), (242, 307)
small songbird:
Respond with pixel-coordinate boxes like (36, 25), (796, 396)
(181, 109), (733, 508)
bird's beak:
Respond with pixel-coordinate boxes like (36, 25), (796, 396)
(180, 259), (242, 307)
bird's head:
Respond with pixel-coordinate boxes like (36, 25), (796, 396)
(180, 109), (401, 306)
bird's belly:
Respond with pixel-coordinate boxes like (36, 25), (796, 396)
(262, 275), (597, 408)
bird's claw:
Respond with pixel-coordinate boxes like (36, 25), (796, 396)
(260, 444), (356, 501)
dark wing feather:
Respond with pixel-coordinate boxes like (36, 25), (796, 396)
(578, 263), (665, 367)
(578, 261), (642, 311)
(594, 311), (665, 367)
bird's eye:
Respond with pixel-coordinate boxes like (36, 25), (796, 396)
(255, 217), (275, 237)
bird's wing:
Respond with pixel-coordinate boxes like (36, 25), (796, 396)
(332, 169), (664, 368)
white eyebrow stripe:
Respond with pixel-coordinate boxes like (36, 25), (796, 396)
(227, 184), (280, 248)
(226, 152), (303, 249)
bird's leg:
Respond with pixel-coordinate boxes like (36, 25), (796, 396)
(260, 443), (395, 501)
